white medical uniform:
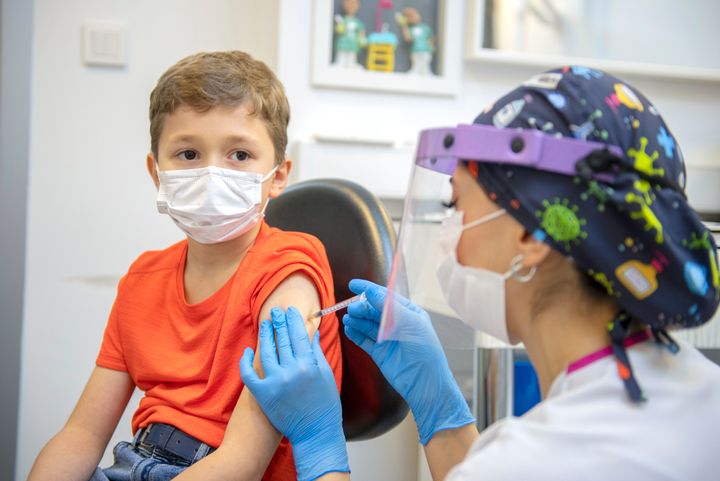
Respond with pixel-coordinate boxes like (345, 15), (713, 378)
(447, 339), (720, 481)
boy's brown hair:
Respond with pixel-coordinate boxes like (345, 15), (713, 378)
(149, 51), (290, 165)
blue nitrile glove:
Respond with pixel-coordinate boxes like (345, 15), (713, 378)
(344, 279), (475, 445)
(239, 307), (349, 481)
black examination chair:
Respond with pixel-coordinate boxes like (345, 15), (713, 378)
(265, 178), (409, 440)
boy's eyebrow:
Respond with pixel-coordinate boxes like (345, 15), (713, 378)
(165, 134), (200, 144)
(166, 134), (261, 147)
(223, 134), (261, 147)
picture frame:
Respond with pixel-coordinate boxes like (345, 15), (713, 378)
(311, 0), (462, 96)
(465, 0), (720, 83)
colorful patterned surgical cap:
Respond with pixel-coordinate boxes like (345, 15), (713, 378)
(470, 66), (719, 401)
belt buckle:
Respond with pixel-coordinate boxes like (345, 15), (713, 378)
(137, 424), (152, 447)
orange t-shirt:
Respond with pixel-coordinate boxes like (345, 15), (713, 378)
(96, 222), (342, 480)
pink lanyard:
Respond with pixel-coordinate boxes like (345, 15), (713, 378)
(566, 330), (651, 374)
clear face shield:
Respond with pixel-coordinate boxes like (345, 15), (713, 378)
(379, 124), (622, 349)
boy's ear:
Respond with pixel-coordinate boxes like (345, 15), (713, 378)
(146, 153), (159, 189)
(269, 158), (291, 198)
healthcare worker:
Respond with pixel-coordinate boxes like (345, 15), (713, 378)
(239, 67), (720, 481)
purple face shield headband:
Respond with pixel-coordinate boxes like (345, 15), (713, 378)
(416, 123), (624, 181)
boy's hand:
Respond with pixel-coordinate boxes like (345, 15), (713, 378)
(240, 307), (349, 481)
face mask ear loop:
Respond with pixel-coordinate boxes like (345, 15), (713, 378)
(261, 165), (279, 183)
(509, 254), (537, 283)
(260, 197), (271, 216)
(461, 209), (506, 232)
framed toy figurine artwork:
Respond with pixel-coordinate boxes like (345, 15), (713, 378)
(311, 0), (461, 95)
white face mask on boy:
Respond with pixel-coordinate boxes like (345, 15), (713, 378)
(436, 209), (536, 345)
(156, 165), (277, 244)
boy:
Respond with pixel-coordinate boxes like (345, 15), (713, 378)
(27, 51), (342, 481)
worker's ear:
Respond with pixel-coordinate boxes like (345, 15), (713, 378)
(516, 230), (552, 270)
(269, 159), (291, 198)
(146, 153), (159, 189)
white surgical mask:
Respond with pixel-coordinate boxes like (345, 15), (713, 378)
(435, 210), (535, 345)
(156, 165), (277, 244)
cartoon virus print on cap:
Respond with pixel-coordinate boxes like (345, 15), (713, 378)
(575, 178), (613, 212)
(535, 198), (587, 251)
(570, 109), (608, 140)
(628, 137), (664, 177)
(633, 179), (656, 206)
(625, 191), (664, 244)
(588, 269), (618, 296)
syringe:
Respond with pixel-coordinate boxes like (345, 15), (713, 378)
(310, 292), (367, 319)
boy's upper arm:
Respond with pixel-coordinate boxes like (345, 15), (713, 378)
(257, 272), (322, 338)
(212, 273), (323, 469)
(65, 366), (135, 445)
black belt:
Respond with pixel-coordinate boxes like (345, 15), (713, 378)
(135, 423), (215, 463)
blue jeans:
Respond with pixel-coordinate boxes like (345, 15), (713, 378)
(89, 438), (212, 481)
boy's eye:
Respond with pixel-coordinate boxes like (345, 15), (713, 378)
(179, 150), (197, 161)
(231, 150), (250, 162)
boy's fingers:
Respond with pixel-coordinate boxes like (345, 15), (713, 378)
(239, 348), (261, 389)
(258, 320), (280, 374)
(271, 308), (293, 365)
(286, 306), (313, 360)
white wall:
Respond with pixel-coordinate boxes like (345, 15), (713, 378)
(492, 0), (720, 71)
(15, 1), (720, 481)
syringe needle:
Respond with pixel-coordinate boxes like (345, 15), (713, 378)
(310, 292), (367, 319)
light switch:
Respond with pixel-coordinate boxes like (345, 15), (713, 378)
(82, 21), (127, 68)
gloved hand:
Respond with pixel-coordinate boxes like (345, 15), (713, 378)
(344, 279), (475, 445)
(240, 307), (349, 481)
